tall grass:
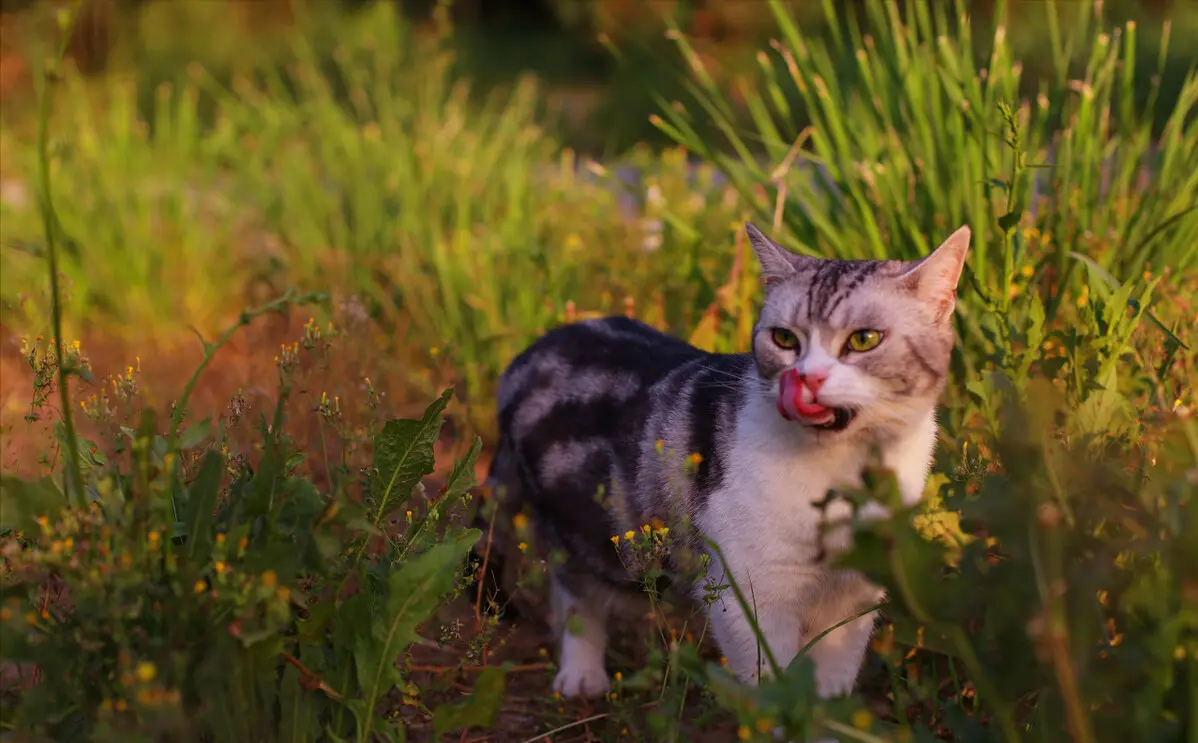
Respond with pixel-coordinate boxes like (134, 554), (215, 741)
(0, 2), (754, 436)
(653, 0), (1197, 379)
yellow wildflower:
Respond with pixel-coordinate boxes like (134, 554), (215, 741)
(512, 513), (529, 530)
(852, 709), (873, 729)
(261, 570), (278, 588)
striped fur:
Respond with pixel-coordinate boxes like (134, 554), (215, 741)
(487, 223), (971, 702)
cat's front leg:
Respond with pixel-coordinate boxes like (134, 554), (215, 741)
(807, 610), (878, 698)
(703, 565), (803, 684)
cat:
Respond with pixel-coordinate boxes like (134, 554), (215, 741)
(483, 222), (970, 705)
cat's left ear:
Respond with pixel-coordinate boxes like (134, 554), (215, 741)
(899, 225), (971, 322)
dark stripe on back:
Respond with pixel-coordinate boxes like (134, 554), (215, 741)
(684, 355), (750, 511)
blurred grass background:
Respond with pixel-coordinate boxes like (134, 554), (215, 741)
(0, 0), (1195, 442)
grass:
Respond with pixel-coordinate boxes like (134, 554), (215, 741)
(1, 0), (1196, 741)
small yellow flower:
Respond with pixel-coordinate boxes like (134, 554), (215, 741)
(214, 561), (227, 574)
(1174, 645), (1188, 660)
(755, 718), (774, 733)
(654, 439), (665, 454)
(614, 671), (623, 681)
(512, 513), (529, 530)
(640, 524), (651, 534)
(687, 452), (703, 467)
(406, 510), (413, 520)
(215, 533), (225, 544)
(136, 662), (157, 683)
(1020, 265), (1034, 277)
(193, 581), (206, 594)
(261, 570), (278, 588)
(852, 709), (873, 729)
(429, 346), (440, 358)
(610, 535), (620, 544)
(656, 527), (670, 537)
(720, 656), (728, 666)
(737, 726), (751, 741)
(276, 587), (292, 604)
(624, 530), (635, 541)
(148, 531), (160, 543)
(517, 542), (528, 553)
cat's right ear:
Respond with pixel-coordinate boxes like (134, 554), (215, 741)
(746, 223), (806, 286)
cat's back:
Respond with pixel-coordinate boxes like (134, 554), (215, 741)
(496, 316), (704, 429)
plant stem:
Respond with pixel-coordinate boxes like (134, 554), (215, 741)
(37, 2), (85, 507)
(167, 289), (324, 450)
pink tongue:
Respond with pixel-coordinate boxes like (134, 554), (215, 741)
(777, 369), (831, 421)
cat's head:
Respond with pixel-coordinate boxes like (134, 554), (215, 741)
(745, 222), (970, 440)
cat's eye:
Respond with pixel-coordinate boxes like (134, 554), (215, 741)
(770, 328), (800, 350)
(846, 329), (883, 353)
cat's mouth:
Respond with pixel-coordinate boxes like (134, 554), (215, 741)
(776, 371), (857, 432)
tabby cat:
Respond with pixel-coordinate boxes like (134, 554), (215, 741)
(485, 222), (970, 703)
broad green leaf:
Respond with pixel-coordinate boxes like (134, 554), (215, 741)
(279, 660), (320, 743)
(0, 475), (67, 534)
(442, 436), (482, 501)
(182, 451), (224, 560)
(431, 666), (507, 737)
(353, 528), (481, 739)
(369, 388), (452, 523)
(179, 418), (213, 451)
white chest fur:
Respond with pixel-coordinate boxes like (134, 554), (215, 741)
(693, 394), (938, 696)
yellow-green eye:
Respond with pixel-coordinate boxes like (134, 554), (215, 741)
(846, 329), (883, 353)
(770, 328), (799, 350)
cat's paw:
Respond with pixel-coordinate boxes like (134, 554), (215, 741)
(552, 663), (611, 699)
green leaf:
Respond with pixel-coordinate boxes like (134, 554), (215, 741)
(353, 528), (481, 740)
(182, 451), (224, 559)
(442, 436), (482, 501)
(369, 389), (452, 523)
(179, 418), (213, 451)
(1026, 293), (1046, 353)
(997, 208), (1022, 233)
(431, 666), (507, 737)
(0, 475), (67, 533)
(279, 660), (320, 743)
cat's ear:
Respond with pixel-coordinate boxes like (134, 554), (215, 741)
(746, 223), (810, 286)
(899, 225), (971, 321)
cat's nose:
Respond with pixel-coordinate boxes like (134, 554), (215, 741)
(799, 372), (827, 396)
